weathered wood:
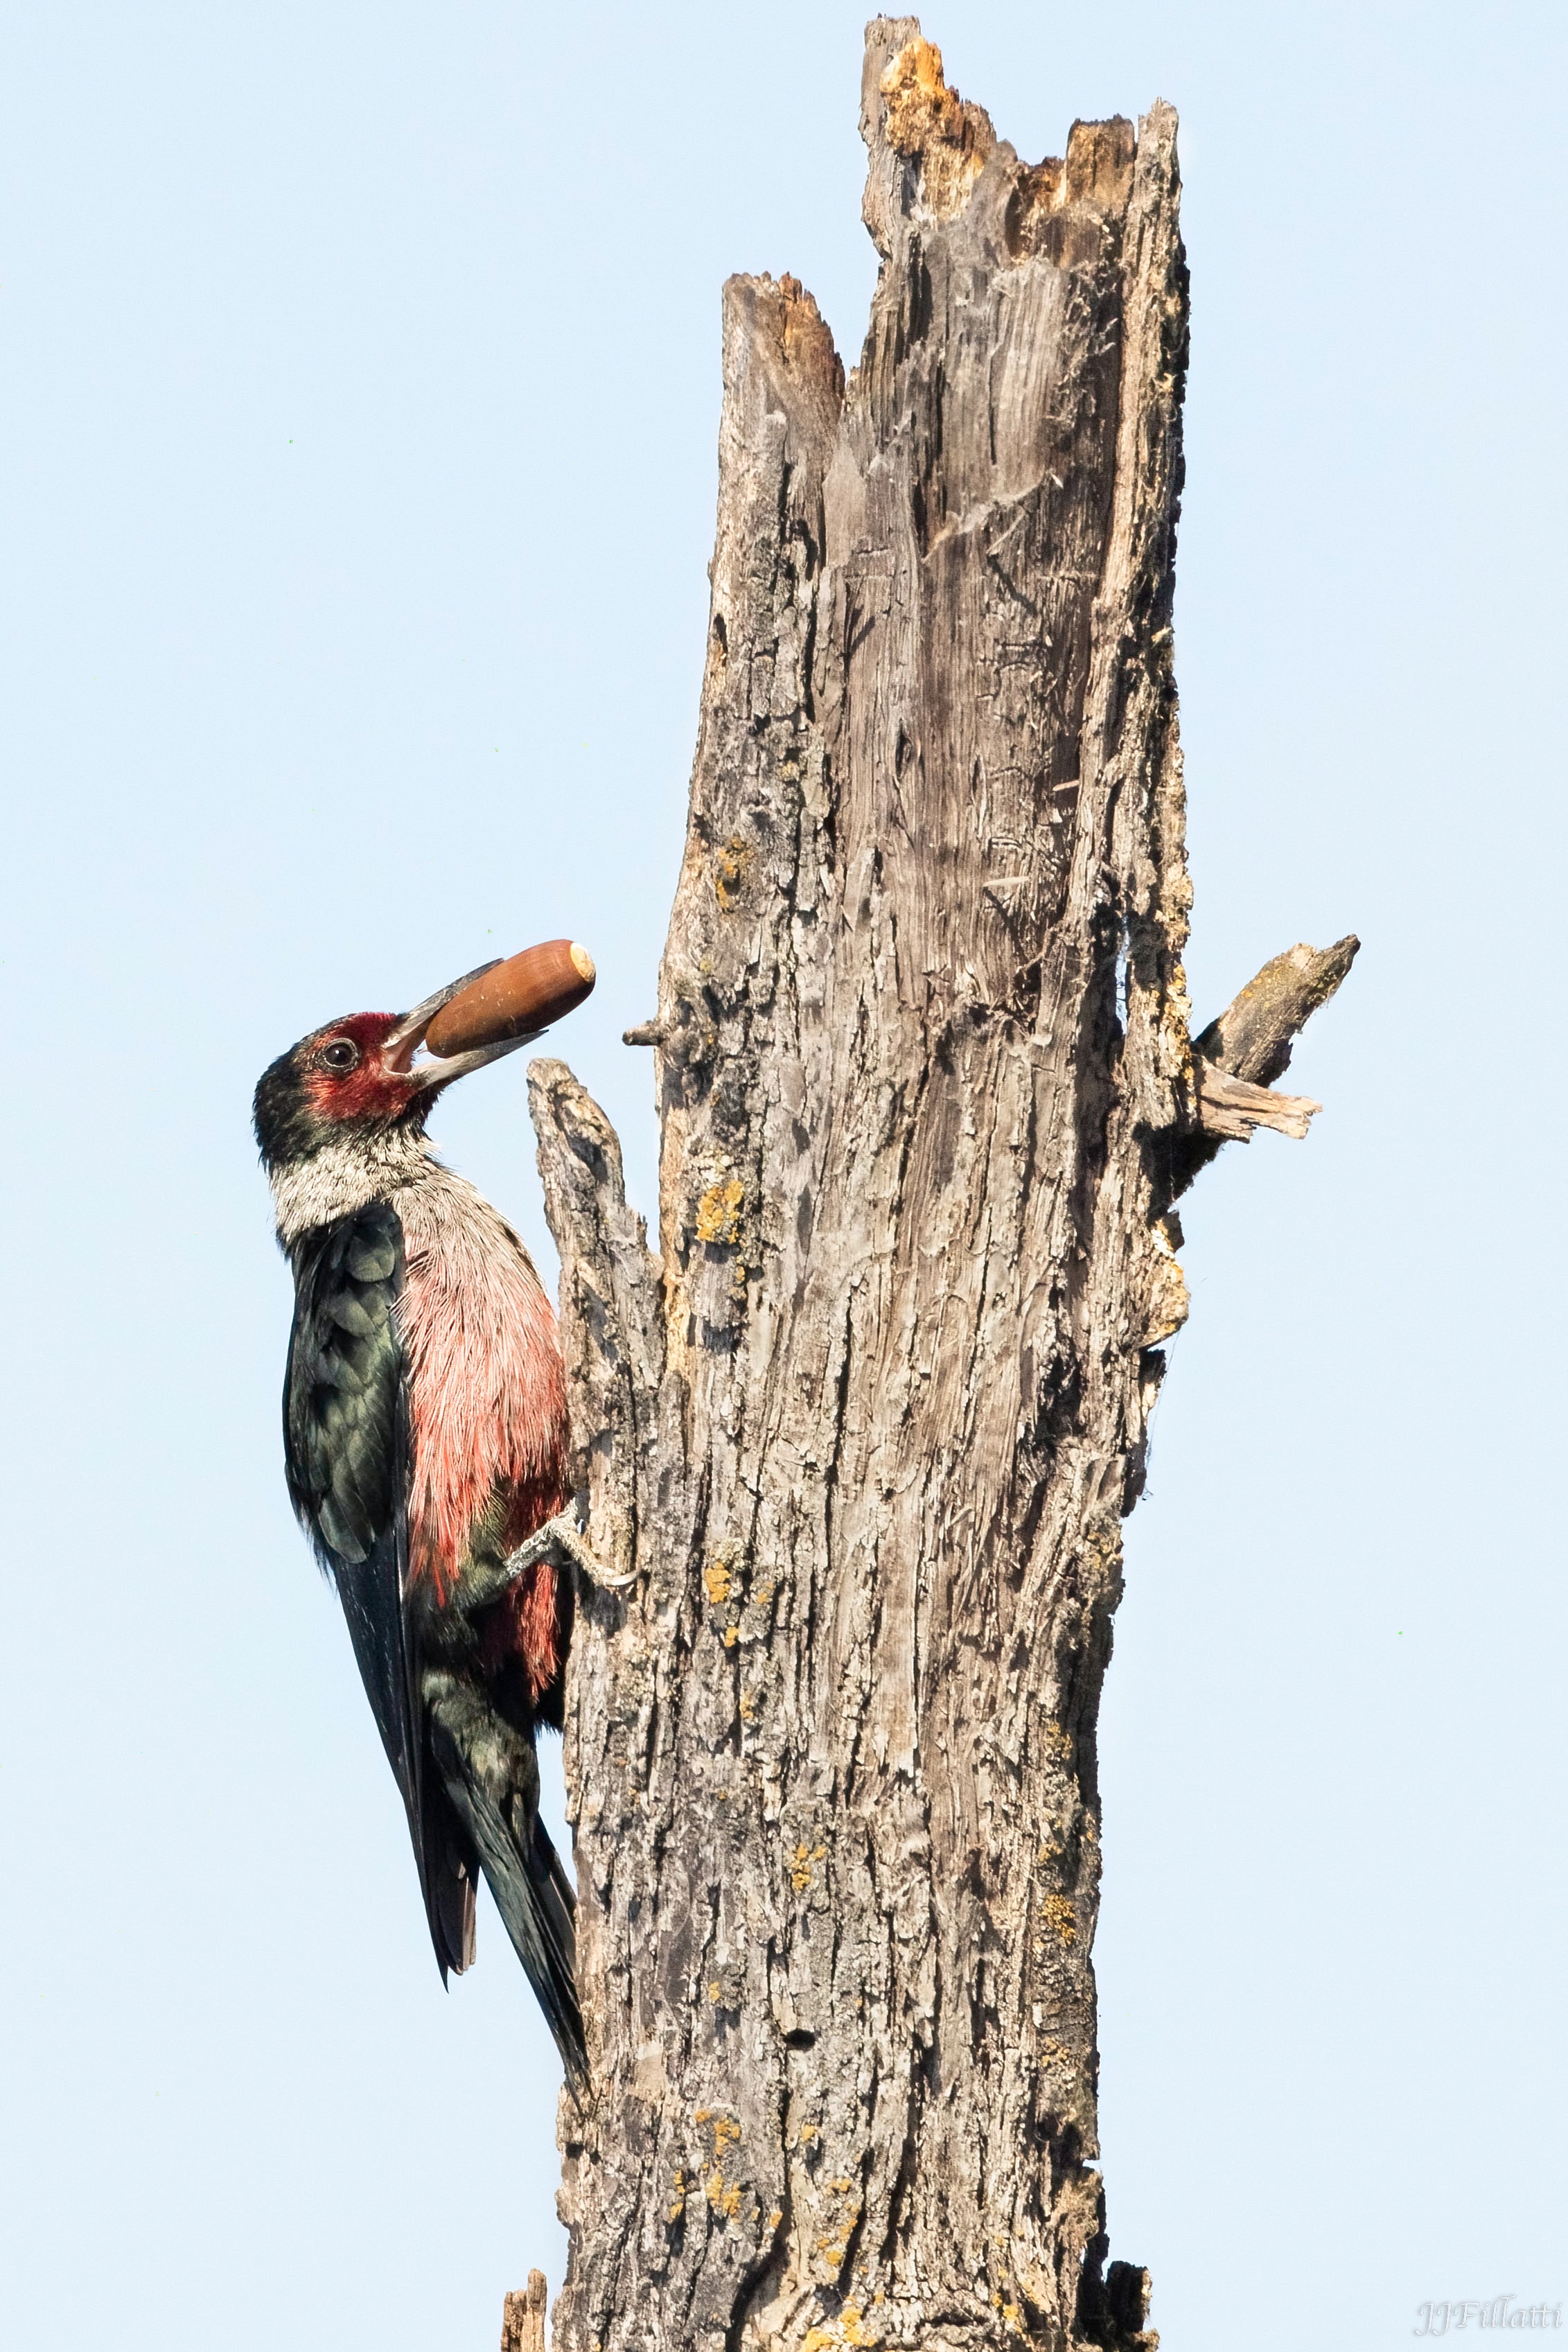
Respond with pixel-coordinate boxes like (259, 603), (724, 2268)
(500, 2270), (548, 2352)
(1164, 933), (1357, 1190)
(1194, 1060), (1319, 1143)
(1196, 935), (1359, 1090)
(525, 20), (1350, 2351)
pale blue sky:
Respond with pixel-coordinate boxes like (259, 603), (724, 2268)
(3, 4), (1563, 2347)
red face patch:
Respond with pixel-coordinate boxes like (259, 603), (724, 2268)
(300, 1011), (422, 1127)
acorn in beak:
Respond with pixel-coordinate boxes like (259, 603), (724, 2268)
(382, 940), (597, 1087)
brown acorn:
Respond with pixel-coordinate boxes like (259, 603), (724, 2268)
(425, 939), (596, 1056)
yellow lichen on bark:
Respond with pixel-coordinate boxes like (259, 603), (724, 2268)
(695, 1177), (743, 1244)
(704, 1557), (733, 1606)
(714, 834), (754, 909)
(1041, 1893), (1077, 1947)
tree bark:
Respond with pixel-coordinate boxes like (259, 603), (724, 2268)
(524, 20), (1350, 2351)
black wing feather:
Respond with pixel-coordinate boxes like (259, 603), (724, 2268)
(283, 1204), (473, 1978)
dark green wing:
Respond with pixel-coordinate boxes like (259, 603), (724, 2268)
(283, 1204), (474, 1978)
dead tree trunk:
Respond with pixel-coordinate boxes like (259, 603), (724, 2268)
(525, 19), (1352, 2351)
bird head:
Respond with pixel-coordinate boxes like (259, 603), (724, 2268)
(252, 962), (520, 1175)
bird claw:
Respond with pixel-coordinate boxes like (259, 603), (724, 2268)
(504, 1508), (638, 1592)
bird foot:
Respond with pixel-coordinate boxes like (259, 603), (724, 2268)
(504, 1509), (638, 1592)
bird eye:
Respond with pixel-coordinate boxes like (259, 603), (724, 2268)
(319, 1038), (360, 1073)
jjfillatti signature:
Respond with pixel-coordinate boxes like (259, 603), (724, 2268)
(1415, 2301), (1562, 2336)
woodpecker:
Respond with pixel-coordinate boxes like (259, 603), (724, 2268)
(253, 966), (588, 2088)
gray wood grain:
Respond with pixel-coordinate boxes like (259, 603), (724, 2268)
(525, 21), (1348, 2349)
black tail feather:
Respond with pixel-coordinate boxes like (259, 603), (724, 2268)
(421, 1782), (479, 1981)
(423, 1678), (587, 2091)
(447, 1771), (586, 2090)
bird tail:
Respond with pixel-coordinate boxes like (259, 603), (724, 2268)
(419, 1784), (479, 1980)
(425, 1687), (587, 2092)
(480, 1802), (586, 2096)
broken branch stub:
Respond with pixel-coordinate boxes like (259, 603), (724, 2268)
(1166, 933), (1357, 1189)
(500, 2272), (548, 2352)
(1196, 934), (1359, 1090)
(527, 18), (1350, 2351)
(1195, 1061), (1320, 1143)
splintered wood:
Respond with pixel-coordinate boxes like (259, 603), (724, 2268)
(500, 2271), (547, 2352)
(525, 17), (1350, 2351)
